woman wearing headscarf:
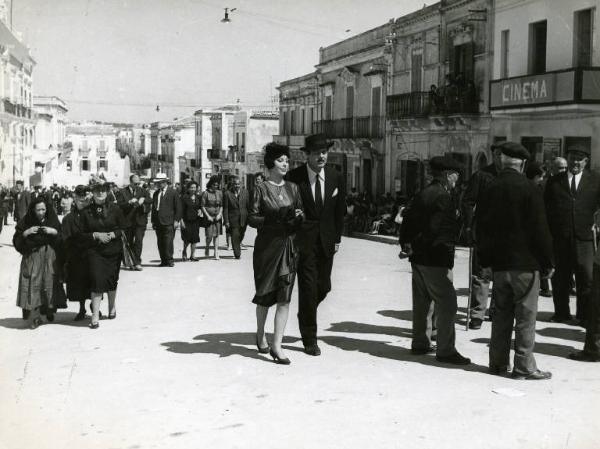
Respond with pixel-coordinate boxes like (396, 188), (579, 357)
(81, 182), (127, 329)
(200, 176), (223, 260)
(13, 196), (66, 328)
(62, 185), (95, 321)
(180, 181), (202, 261)
(249, 143), (304, 364)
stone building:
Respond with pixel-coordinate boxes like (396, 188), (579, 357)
(489, 0), (600, 168)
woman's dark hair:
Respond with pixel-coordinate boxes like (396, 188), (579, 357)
(206, 176), (220, 190)
(264, 142), (290, 169)
(255, 172), (265, 180)
(187, 181), (198, 190)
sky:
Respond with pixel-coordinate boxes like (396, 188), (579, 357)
(14, 0), (426, 123)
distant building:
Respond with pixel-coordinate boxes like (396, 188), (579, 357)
(489, 0), (600, 168)
(0, 15), (36, 187)
(61, 123), (129, 186)
(149, 117), (195, 184)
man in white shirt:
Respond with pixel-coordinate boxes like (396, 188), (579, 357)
(544, 145), (600, 324)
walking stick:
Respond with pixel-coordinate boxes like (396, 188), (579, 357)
(465, 245), (473, 331)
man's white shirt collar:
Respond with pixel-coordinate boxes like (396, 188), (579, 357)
(307, 164), (324, 182)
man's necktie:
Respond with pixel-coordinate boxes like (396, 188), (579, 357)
(157, 191), (163, 210)
(315, 175), (323, 214)
(570, 175), (577, 197)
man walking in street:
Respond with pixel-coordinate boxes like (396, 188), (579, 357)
(544, 145), (600, 324)
(223, 176), (249, 260)
(461, 144), (502, 329)
(400, 155), (471, 365)
(151, 174), (181, 267)
(286, 134), (346, 356)
(477, 142), (554, 380)
(117, 174), (151, 271)
(13, 180), (30, 224)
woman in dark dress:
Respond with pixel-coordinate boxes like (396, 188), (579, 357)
(249, 143), (304, 364)
(201, 176), (223, 260)
(180, 181), (202, 261)
(14, 196), (66, 329)
(62, 185), (94, 321)
(81, 182), (127, 329)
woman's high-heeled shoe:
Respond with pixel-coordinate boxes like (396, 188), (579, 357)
(269, 348), (291, 365)
(256, 337), (270, 354)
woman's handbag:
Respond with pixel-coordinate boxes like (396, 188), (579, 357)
(394, 207), (405, 225)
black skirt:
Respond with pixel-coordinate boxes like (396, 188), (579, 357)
(181, 220), (201, 243)
(88, 239), (122, 292)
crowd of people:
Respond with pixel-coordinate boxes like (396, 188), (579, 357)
(2, 133), (600, 379)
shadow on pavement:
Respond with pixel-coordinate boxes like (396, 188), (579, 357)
(378, 309), (412, 322)
(0, 317), (29, 329)
(161, 332), (302, 362)
(320, 335), (488, 373)
(536, 326), (585, 343)
(470, 337), (578, 358)
(326, 321), (412, 339)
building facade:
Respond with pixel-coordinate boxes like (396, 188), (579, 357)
(62, 123), (128, 186)
(0, 15), (36, 187)
(489, 0), (600, 168)
(387, 0), (493, 197)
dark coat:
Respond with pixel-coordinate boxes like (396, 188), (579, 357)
(477, 168), (554, 272)
(400, 180), (459, 268)
(117, 185), (151, 228)
(151, 187), (182, 226)
(13, 190), (31, 222)
(286, 164), (346, 257)
(461, 163), (498, 230)
(544, 170), (600, 241)
(180, 193), (202, 222)
(223, 188), (249, 228)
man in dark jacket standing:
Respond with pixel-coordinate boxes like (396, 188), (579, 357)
(117, 174), (151, 270)
(544, 145), (600, 324)
(13, 180), (30, 224)
(461, 145), (502, 329)
(223, 176), (249, 260)
(151, 174), (181, 267)
(400, 155), (470, 365)
(286, 134), (345, 356)
(477, 142), (554, 380)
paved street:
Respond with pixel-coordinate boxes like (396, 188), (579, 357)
(0, 223), (598, 449)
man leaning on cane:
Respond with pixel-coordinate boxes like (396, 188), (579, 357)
(477, 142), (554, 380)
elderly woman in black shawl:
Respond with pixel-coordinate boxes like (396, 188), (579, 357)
(13, 196), (66, 329)
(81, 182), (127, 329)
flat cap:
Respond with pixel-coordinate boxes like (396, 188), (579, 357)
(498, 141), (530, 160)
(566, 144), (590, 156)
(74, 185), (89, 197)
(429, 155), (462, 172)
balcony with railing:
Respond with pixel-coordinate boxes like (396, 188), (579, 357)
(312, 116), (384, 139)
(387, 89), (479, 119)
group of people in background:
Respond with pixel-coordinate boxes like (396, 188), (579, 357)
(3, 133), (600, 379)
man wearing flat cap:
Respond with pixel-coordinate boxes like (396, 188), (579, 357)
(400, 155), (471, 365)
(286, 134), (346, 356)
(151, 174), (182, 267)
(477, 142), (554, 380)
(544, 145), (600, 324)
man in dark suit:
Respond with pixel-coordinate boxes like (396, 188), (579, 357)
(13, 180), (30, 223)
(400, 155), (471, 365)
(461, 144), (502, 329)
(151, 174), (181, 267)
(477, 142), (554, 380)
(544, 145), (600, 324)
(286, 134), (345, 356)
(223, 176), (249, 259)
(117, 174), (151, 270)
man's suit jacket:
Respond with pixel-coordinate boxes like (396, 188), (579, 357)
(151, 187), (181, 227)
(223, 188), (249, 228)
(286, 164), (346, 257)
(477, 168), (554, 272)
(117, 185), (151, 228)
(13, 190), (31, 221)
(544, 170), (600, 241)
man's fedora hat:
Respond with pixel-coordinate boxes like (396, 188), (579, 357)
(301, 134), (334, 153)
(153, 173), (170, 184)
(566, 144), (590, 156)
(429, 155), (462, 173)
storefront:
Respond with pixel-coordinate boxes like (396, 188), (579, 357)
(489, 68), (600, 168)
